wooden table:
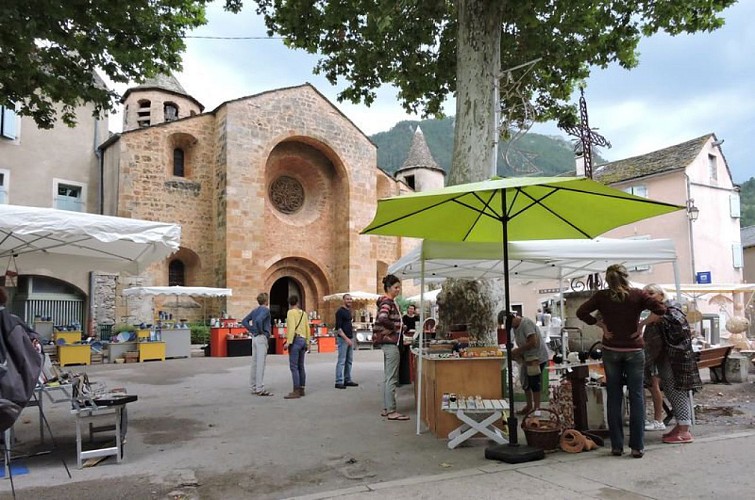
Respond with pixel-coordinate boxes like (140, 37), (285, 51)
(414, 353), (505, 438)
(442, 398), (509, 449)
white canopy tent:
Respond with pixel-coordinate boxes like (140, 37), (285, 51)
(388, 237), (680, 434)
(123, 286), (233, 325)
(0, 204), (181, 275)
(123, 286), (233, 298)
(323, 291), (382, 302)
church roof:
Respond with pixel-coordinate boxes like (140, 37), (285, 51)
(120, 73), (204, 111)
(396, 126), (445, 174)
(594, 134), (713, 184)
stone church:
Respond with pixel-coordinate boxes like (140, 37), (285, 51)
(100, 75), (443, 322)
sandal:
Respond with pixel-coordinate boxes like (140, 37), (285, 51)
(387, 412), (410, 421)
(254, 390), (274, 397)
(662, 432), (693, 444)
(380, 409), (390, 417)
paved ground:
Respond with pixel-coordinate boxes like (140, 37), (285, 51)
(2, 349), (754, 499)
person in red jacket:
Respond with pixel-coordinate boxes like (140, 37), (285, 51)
(577, 264), (666, 458)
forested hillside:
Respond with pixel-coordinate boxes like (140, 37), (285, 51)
(739, 178), (755, 228)
(370, 116), (606, 177)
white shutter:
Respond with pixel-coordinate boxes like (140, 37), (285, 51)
(730, 193), (741, 218)
(732, 242), (744, 269)
(1, 105), (18, 140)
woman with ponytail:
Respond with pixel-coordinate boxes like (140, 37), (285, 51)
(576, 264), (666, 458)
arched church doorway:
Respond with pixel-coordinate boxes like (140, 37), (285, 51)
(269, 277), (304, 323)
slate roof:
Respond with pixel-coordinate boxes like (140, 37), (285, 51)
(396, 126), (445, 174)
(742, 226), (755, 249)
(594, 134), (714, 184)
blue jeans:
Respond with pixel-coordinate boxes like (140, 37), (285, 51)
(335, 336), (353, 385)
(603, 349), (645, 451)
(288, 336), (307, 388)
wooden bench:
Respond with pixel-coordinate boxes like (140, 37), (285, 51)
(696, 345), (733, 384)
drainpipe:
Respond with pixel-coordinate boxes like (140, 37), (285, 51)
(94, 115), (104, 214)
(685, 173), (696, 283)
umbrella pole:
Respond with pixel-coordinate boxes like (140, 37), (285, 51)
(485, 188), (544, 463)
(416, 252), (425, 435)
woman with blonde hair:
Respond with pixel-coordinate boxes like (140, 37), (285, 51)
(641, 284), (701, 444)
(577, 264), (666, 458)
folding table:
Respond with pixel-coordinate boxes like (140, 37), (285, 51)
(442, 398), (509, 449)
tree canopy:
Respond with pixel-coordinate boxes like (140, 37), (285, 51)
(253, 0), (736, 182)
(0, 0), (242, 128)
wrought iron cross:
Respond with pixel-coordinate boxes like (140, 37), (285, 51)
(562, 88), (611, 179)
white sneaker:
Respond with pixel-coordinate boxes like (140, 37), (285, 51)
(645, 420), (666, 431)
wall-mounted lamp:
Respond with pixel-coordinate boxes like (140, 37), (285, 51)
(686, 199), (700, 222)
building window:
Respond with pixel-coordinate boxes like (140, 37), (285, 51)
(405, 174), (416, 190)
(53, 179), (86, 212)
(168, 260), (185, 286)
(708, 154), (718, 181)
(173, 148), (185, 177)
(623, 185), (647, 198)
(164, 102), (179, 122)
(137, 99), (151, 128)
(1, 103), (18, 140)
(270, 175), (305, 214)
(0, 169), (8, 204)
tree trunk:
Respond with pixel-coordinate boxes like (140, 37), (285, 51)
(449, 0), (505, 186)
(443, 1), (506, 341)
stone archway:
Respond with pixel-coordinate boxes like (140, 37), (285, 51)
(269, 276), (304, 323)
(264, 256), (332, 323)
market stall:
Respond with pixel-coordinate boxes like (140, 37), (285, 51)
(122, 286), (232, 358)
(388, 237), (680, 436)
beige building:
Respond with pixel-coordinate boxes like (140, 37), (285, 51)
(101, 77), (424, 323)
(512, 134), (743, 326)
(0, 83), (110, 326)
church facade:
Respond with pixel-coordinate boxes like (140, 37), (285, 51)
(101, 77), (417, 322)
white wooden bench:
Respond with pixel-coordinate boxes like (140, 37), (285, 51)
(441, 398), (509, 449)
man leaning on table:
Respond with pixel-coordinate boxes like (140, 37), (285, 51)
(242, 292), (273, 396)
(334, 294), (359, 389)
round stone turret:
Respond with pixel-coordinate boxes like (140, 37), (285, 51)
(121, 73), (204, 131)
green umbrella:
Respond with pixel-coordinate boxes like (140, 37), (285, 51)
(362, 176), (683, 445)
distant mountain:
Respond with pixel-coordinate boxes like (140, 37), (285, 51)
(370, 116), (606, 177)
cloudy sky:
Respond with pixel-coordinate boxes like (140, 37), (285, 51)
(113, 1), (754, 182)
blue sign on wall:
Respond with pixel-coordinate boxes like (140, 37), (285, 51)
(696, 271), (712, 284)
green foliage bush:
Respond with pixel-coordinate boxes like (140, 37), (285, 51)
(190, 324), (210, 344)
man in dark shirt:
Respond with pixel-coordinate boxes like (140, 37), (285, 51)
(242, 292), (272, 396)
(334, 294), (358, 389)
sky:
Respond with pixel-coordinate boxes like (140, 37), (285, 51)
(110, 1), (755, 182)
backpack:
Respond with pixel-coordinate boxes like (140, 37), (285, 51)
(0, 308), (43, 432)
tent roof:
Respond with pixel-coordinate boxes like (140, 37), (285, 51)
(657, 284), (755, 295)
(0, 204), (180, 274)
(123, 286), (232, 298)
(389, 238), (677, 281)
(323, 291), (381, 302)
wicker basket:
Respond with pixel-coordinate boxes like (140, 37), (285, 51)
(521, 408), (562, 451)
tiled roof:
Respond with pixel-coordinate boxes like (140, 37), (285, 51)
(396, 126), (443, 173)
(742, 226), (755, 248)
(132, 73), (187, 94)
(594, 134), (713, 184)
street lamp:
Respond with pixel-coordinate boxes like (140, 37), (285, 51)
(687, 198), (699, 286)
(687, 199), (700, 222)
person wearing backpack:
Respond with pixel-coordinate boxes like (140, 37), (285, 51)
(641, 284), (702, 444)
(0, 286), (43, 432)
